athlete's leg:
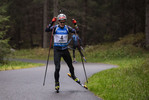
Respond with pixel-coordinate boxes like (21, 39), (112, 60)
(54, 49), (61, 82)
(73, 46), (76, 61)
(63, 49), (80, 82)
(62, 49), (75, 76)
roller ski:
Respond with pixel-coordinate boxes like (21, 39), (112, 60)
(73, 58), (78, 63)
(55, 82), (60, 93)
(67, 73), (88, 89)
(72, 60), (77, 63)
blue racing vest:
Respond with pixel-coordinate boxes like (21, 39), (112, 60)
(54, 25), (69, 47)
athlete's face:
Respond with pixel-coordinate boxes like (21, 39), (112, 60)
(59, 20), (65, 28)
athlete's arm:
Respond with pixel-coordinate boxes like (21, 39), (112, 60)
(45, 17), (57, 32)
(72, 19), (79, 33)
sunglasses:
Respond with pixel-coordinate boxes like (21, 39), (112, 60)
(60, 22), (65, 23)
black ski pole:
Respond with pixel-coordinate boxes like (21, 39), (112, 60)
(43, 45), (51, 86)
(43, 34), (53, 86)
(43, 25), (54, 86)
(81, 56), (88, 83)
(76, 34), (88, 83)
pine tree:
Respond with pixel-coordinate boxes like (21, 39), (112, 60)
(0, 0), (11, 63)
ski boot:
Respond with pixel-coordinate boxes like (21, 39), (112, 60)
(69, 74), (80, 84)
(67, 73), (88, 89)
(73, 58), (77, 63)
(55, 82), (59, 93)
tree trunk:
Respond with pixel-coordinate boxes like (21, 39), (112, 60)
(120, 0), (126, 37)
(53, 0), (58, 17)
(43, 0), (48, 48)
(133, 0), (137, 34)
(146, 0), (149, 48)
(17, 24), (21, 49)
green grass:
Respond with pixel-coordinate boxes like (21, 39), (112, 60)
(1, 48), (46, 71)
(87, 57), (149, 100)
(0, 61), (44, 71)
(9, 48), (53, 60)
(83, 42), (149, 100)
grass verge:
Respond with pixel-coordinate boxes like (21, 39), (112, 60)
(0, 61), (44, 71)
(87, 57), (149, 100)
(9, 48), (53, 60)
(84, 33), (149, 100)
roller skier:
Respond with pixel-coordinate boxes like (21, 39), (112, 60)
(68, 33), (86, 63)
(45, 13), (82, 92)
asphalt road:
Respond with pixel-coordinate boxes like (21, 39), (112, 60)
(0, 60), (117, 100)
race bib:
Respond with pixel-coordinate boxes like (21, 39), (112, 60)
(54, 34), (68, 43)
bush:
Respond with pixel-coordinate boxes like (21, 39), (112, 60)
(84, 33), (147, 62)
(114, 33), (145, 47)
(0, 39), (11, 63)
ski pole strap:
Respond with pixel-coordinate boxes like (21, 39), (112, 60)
(49, 23), (55, 48)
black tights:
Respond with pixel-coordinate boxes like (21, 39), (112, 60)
(73, 46), (84, 58)
(54, 49), (75, 82)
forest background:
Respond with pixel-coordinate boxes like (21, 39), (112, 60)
(0, 0), (148, 49)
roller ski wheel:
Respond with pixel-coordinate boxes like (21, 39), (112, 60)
(67, 73), (88, 89)
(55, 82), (59, 93)
(81, 84), (88, 89)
